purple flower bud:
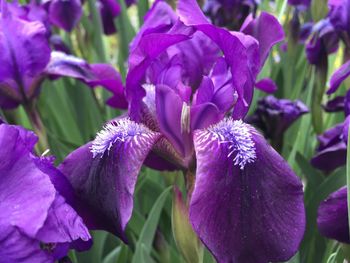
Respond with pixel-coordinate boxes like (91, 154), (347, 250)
(246, 95), (309, 140)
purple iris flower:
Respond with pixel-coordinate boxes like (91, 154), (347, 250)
(60, 1), (305, 262)
(0, 4), (126, 109)
(45, 0), (82, 32)
(305, 19), (339, 65)
(0, 123), (91, 262)
(328, 0), (350, 46)
(98, 0), (121, 35)
(311, 89), (350, 172)
(317, 187), (350, 243)
(328, 60), (350, 95)
(246, 95), (309, 142)
(203, 0), (259, 30)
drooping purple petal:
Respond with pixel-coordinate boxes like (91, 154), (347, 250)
(0, 8), (50, 108)
(191, 118), (305, 263)
(59, 118), (161, 241)
(241, 12), (285, 68)
(328, 60), (350, 94)
(0, 124), (91, 262)
(0, 125), (55, 238)
(317, 186), (350, 243)
(45, 52), (127, 109)
(48, 0), (82, 32)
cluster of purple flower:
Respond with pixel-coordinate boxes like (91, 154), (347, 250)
(1, 0), (350, 262)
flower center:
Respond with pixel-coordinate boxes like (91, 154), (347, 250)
(90, 118), (152, 158)
(207, 118), (256, 169)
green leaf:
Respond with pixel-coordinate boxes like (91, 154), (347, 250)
(102, 246), (122, 263)
(131, 186), (172, 263)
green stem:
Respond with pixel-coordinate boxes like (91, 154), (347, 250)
(87, 0), (107, 62)
(347, 121), (350, 240)
(23, 101), (49, 154)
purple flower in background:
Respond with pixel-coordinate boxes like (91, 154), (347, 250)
(328, 60), (350, 95)
(317, 187), (350, 243)
(203, 0), (259, 30)
(0, 123), (91, 262)
(311, 89), (350, 172)
(60, 1), (305, 262)
(328, 0), (350, 46)
(0, 4), (126, 109)
(98, 0), (121, 35)
(306, 19), (339, 65)
(246, 95), (309, 141)
(46, 0), (82, 32)
(288, 0), (311, 8)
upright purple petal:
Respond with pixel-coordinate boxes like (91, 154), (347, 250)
(241, 12), (285, 68)
(48, 0), (82, 32)
(318, 187), (350, 243)
(59, 118), (160, 241)
(191, 118), (305, 263)
(0, 9), (50, 108)
(155, 84), (193, 160)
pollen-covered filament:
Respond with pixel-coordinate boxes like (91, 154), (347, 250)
(200, 118), (256, 169)
(90, 118), (154, 158)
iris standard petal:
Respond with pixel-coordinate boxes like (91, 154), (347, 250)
(59, 118), (161, 241)
(317, 186), (350, 243)
(0, 9), (50, 108)
(190, 118), (305, 263)
(178, 0), (257, 119)
(241, 12), (285, 68)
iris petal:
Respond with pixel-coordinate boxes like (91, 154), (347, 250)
(59, 118), (161, 241)
(190, 119), (305, 263)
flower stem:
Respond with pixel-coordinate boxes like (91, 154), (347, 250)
(347, 121), (350, 240)
(24, 101), (49, 154)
